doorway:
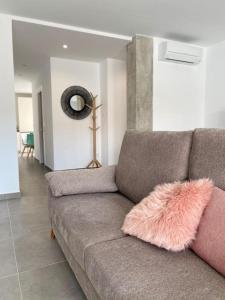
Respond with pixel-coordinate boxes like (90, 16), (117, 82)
(16, 93), (34, 158)
(37, 91), (45, 164)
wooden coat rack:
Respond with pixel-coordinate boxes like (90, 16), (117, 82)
(86, 94), (102, 168)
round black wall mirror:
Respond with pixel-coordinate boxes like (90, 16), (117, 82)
(61, 86), (93, 120)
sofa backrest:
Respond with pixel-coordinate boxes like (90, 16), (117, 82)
(189, 128), (225, 190)
(116, 130), (193, 203)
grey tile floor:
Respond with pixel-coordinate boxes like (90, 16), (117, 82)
(0, 158), (86, 300)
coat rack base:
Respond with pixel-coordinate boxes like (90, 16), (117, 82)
(87, 159), (102, 168)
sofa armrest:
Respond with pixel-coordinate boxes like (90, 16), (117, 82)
(45, 165), (118, 197)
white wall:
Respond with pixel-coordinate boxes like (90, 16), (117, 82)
(15, 77), (32, 94)
(100, 60), (109, 165)
(18, 97), (33, 132)
(0, 14), (19, 195)
(32, 60), (54, 168)
(50, 57), (101, 170)
(205, 40), (225, 128)
(153, 38), (206, 131)
(32, 57), (126, 170)
(100, 58), (127, 165)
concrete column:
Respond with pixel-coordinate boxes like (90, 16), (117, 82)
(127, 35), (153, 130)
(0, 14), (20, 198)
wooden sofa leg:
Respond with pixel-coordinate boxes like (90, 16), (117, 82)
(50, 228), (55, 239)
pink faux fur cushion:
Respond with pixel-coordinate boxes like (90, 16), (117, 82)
(122, 179), (213, 251)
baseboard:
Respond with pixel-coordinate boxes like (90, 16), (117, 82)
(45, 165), (52, 171)
(0, 192), (21, 200)
(33, 157), (52, 171)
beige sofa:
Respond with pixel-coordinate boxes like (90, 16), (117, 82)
(46, 129), (225, 300)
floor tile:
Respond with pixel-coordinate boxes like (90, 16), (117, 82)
(0, 275), (21, 300)
(6, 158), (87, 299)
(10, 205), (50, 238)
(0, 239), (17, 278)
(20, 262), (86, 300)
(0, 201), (9, 219)
(14, 230), (65, 272)
(8, 196), (48, 214)
(20, 184), (48, 197)
(0, 217), (11, 242)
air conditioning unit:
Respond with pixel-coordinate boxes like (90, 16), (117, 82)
(159, 41), (203, 65)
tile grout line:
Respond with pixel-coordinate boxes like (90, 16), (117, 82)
(0, 272), (18, 281)
(7, 200), (23, 300)
(19, 259), (67, 275)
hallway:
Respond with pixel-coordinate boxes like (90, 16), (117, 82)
(0, 158), (86, 300)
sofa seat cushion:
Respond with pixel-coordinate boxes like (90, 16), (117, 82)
(116, 130), (193, 203)
(85, 237), (225, 300)
(50, 192), (133, 270)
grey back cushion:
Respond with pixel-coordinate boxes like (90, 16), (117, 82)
(116, 130), (193, 203)
(189, 128), (225, 190)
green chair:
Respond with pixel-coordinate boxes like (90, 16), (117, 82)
(21, 132), (34, 157)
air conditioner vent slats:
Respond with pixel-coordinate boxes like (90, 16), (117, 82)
(159, 41), (203, 65)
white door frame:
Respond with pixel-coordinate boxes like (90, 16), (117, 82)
(36, 86), (45, 164)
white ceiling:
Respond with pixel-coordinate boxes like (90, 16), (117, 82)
(12, 20), (129, 82)
(1, 0), (225, 46)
